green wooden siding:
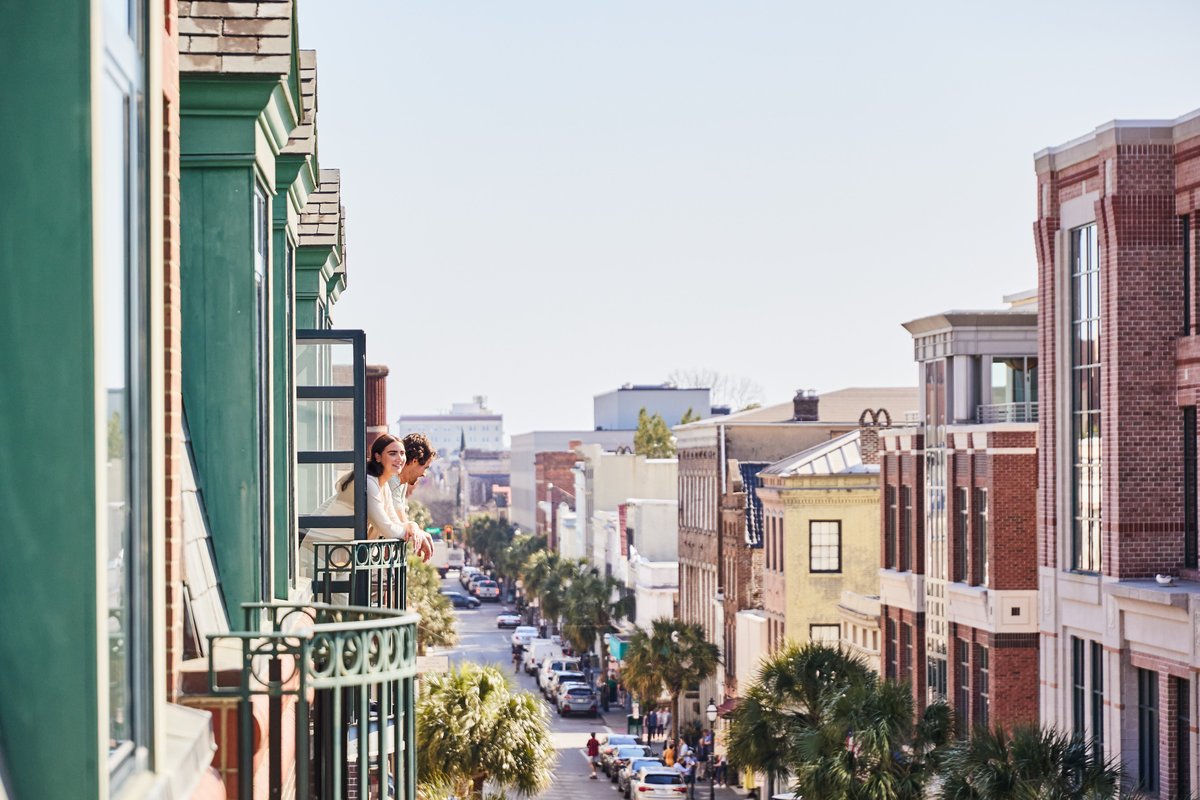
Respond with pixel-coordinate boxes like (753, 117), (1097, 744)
(0, 4), (103, 798)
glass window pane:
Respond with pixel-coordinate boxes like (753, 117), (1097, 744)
(296, 398), (357, 452)
(297, 462), (354, 518)
(295, 340), (356, 386)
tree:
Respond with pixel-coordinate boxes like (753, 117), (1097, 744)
(679, 407), (702, 425)
(634, 407), (675, 458)
(666, 368), (764, 411)
(464, 516), (515, 568)
(416, 663), (556, 799)
(519, 551), (578, 632)
(406, 497), (433, 531)
(560, 568), (634, 681)
(495, 532), (545, 588)
(405, 554), (457, 655)
(726, 642), (874, 794)
(621, 618), (720, 743)
(937, 725), (1122, 800)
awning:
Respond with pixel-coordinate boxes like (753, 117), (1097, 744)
(716, 697), (740, 718)
(608, 635), (630, 661)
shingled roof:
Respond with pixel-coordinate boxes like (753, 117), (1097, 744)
(299, 169), (342, 250)
(281, 49), (317, 156)
(178, 0), (293, 74)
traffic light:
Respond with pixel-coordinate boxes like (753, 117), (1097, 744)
(442, 524), (454, 542)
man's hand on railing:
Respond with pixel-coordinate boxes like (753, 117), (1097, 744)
(407, 521), (434, 562)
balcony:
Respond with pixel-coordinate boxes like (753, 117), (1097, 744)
(206, 598), (418, 800)
(312, 539), (408, 610)
(975, 401), (1038, 424)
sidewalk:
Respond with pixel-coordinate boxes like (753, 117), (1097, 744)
(617, 731), (754, 800)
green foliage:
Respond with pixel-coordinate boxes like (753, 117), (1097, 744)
(621, 618), (720, 742)
(679, 407), (701, 425)
(937, 725), (1123, 800)
(520, 551), (578, 627)
(406, 497), (433, 531)
(560, 568), (633, 657)
(416, 662), (556, 799)
(464, 515), (516, 567)
(634, 407), (676, 458)
(406, 554), (457, 655)
(495, 532), (545, 587)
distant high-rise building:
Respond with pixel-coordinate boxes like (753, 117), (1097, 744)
(396, 395), (504, 459)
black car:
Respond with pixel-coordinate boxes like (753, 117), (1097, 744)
(440, 590), (481, 609)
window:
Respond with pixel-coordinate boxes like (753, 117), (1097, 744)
(809, 521), (841, 573)
(886, 619), (899, 680)
(976, 645), (990, 730)
(1184, 214), (1192, 334)
(1071, 637), (1085, 737)
(810, 624), (841, 643)
(1138, 668), (1159, 793)
(102, 0), (150, 783)
(953, 487), (968, 582)
(885, 485), (897, 568)
(1071, 223), (1102, 572)
(1186, 407), (1197, 569)
(901, 623), (913, 676)
(956, 640), (971, 732)
(253, 184), (272, 600)
(900, 486), (912, 571)
(1090, 641), (1104, 755)
(972, 488), (988, 586)
(1175, 677), (1191, 800)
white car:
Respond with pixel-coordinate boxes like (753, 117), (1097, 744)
(629, 766), (687, 797)
(537, 658), (579, 691)
(544, 669), (585, 700)
(510, 625), (538, 648)
(496, 612), (521, 629)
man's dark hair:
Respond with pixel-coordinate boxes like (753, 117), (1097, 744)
(403, 432), (437, 465)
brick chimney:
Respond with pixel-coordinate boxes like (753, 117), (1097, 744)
(858, 425), (880, 465)
(365, 364), (389, 450)
(792, 389), (819, 422)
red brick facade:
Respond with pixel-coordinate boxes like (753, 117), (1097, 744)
(535, 451), (577, 548)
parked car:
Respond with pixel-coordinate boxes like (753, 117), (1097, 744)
(537, 658), (580, 691)
(544, 670), (585, 700)
(598, 734), (639, 766)
(555, 679), (589, 704)
(618, 757), (664, 797)
(629, 766), (687, 797)
(606, 744), (651, 780)
(473, 580), (500, 601)
(439, 590), (480, 609)
(459, 566), (481, 588)
(496, 613), (522, 629)
(465, 573), (490, 593)
(510, 625), (538, 647)
(523, 640), (560, 674)
(558, 685), (599, 717)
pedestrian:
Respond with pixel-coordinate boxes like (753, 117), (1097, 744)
(586, 732), (601, 779)
(713, 755), (728, 787)
(663, 741), (675, 767)
(659, 708), (671, 741)
(512, 649), (520, 673)
(645, 709), (658, 743)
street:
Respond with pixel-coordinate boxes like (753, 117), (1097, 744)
(429, 574), (638, 800)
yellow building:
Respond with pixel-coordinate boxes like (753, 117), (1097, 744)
(758, 428), (881, 654)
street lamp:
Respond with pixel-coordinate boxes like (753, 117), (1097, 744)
(706, 699), (718, 800)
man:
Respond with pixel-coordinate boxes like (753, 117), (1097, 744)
(389, 433), (437, 560)
(659, 707), (671, 742)
(586, 732), (601, 779)
(645, 708), (658, 743)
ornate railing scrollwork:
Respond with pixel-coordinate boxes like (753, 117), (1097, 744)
(207, 602), (418, 799)
(313, 538), (408, 610)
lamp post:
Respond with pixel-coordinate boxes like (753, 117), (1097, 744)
(706, 699), (718, 800)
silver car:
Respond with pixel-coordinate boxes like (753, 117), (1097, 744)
(557, 685), (599, 717)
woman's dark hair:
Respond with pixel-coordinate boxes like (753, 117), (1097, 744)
(338, 433), (402, 491)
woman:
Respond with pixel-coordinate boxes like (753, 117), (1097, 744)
(302, 435), (435, 585)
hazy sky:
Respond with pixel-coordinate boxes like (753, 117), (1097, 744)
(299, 0), (1199, 437)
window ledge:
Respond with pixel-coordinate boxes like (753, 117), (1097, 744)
(1106, 579), (1200, 609)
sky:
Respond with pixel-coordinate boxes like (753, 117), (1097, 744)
(299, 0), (1200, 437)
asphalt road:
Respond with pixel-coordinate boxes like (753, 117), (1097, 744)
(429, 573), (629, 800)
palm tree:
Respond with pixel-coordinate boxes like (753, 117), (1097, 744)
(405, 554), (457, 656)
(621, 618), (720, 743)
(560, 568), (633, 681)
(726, 642), (874, 796)
(937, 725), (1122, 800)
(520, 551), (578, 633)
(416, 663), (556, 799)
(495, 532), (544, 588)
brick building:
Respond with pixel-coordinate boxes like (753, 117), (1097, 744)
(879, 297), (1040, 729)
(535, 449), (579, 546)
(674, 387), (918, 719)
(1034, 113), (1200, 798)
